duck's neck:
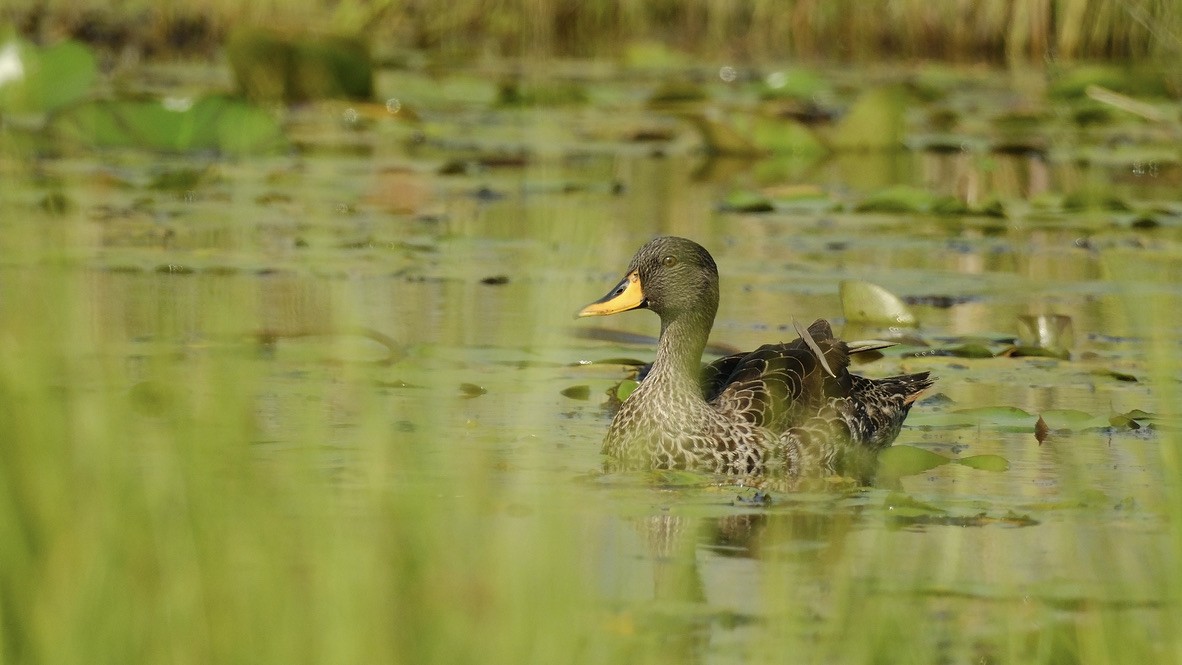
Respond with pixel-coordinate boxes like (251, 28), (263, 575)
(648, 311), (712, 397)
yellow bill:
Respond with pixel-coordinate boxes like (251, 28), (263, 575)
(578, 271), (645, 317)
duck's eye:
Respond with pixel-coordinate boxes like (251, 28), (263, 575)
(662, 255), (678, 267)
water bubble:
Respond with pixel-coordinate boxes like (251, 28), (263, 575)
(1132, 161), (1145, 176)
(1149, 161), (1159, 177)
(385, 98), (402, 114)
(719, 65), (737, 83)
(335, 203), (350, 214)
(342, 107), (359, 124)
(765, 71), (787, 89)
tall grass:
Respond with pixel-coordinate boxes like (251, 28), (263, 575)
(3, 0), (1179, 62)
(0, 216), (638, 663)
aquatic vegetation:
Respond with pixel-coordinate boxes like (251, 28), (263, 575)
(1, 17), (1182, 665)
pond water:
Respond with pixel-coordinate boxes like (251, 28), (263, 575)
(3, 60), (1181, 662)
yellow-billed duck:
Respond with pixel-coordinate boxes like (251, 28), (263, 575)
(579, 236), (933, 476)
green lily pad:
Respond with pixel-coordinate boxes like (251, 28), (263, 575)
(840, 279), (918, 326)
(940, 343), (996, 358)
(615, 380), (638, 402)
(750, 117), (827, 157)
(1039, 409), (1112, 431)
(560, 385), (591, 400)
(954, 455), (1010, 472)
(51, 96), (287, 154)
(720, 190), (775, 213)
(758, 69), (827, 101)
(882, 490), (946, 517)
(0, 39), (97, 115)
(877, 445), (951, 477)
(907, 406), (1034, 431)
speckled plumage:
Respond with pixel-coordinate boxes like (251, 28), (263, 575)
(581, 236), (934, 478)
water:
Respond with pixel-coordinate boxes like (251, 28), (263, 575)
(3, 61), (1180, 663)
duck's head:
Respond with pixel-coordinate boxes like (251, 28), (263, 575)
(578, 236), (719, 323)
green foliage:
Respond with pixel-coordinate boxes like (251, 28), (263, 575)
(226, 29), (372, 103)
(50, 96), (287, 154)
(0, 39), (97, 115)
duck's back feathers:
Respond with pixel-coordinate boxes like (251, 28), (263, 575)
(704, 320), (852, 430)
(700, 318), (933, 453)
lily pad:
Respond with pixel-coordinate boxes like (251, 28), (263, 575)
(51, 96), (287, 154)
(560, 385), (591, 400)
(720, 191), (774, 213)
(750, 117), (827, 157)
(840, 280), (918, 326)
(877, 445), (951, 478)
(954, 455), (1010, 472)
(0, 39), (97, 115)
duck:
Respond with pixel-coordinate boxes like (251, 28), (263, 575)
(578, 236), (933, 477)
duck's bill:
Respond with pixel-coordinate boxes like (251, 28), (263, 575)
(578, 271), (645, 317)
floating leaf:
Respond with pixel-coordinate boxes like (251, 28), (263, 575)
(1035, 415), (1050, 444)
(459, 383), (487, 398)
(1039, 409), (1110, 431)
(1007, 345), (1069, 360)
(0, 39), (97, 115)
(50, 96), (287, 154)
(749, 117), (827, 157)
(907, 406), (1033, 431)
(1091, 368), (1137, 382)
(560, 385), (590, 400)
(877, 445), (950, 478)
(882, 490), (946, 517)
(720, 190), (774, 213)
(615, 380), (638, 402)
(758, 69), (827, 101)
(939, 343), (995, 358)
(954, 455), (1010, 472)
(840, 279), (918, 326)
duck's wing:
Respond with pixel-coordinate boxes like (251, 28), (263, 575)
(704, 319), (853, 429)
